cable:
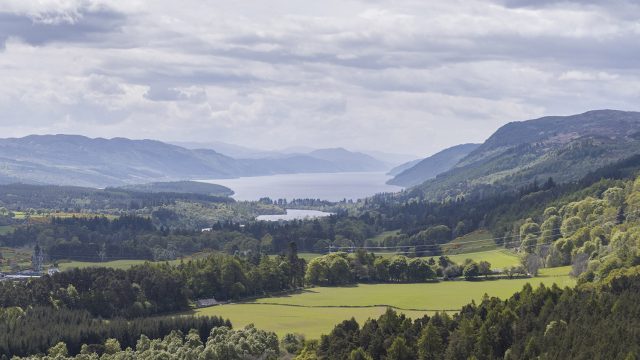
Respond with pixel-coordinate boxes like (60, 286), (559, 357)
(328, 207), (636, 252)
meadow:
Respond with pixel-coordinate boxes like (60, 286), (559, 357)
(0, 226), (13, 235)
(194, 266), (574, 338)
(0, 247), (32, 272)
(57, 259), (151, 271)
(56, 251), (215, 271)
(441, 229), (498, 254)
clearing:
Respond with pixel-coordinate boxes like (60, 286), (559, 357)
(194, 266), (574, 338)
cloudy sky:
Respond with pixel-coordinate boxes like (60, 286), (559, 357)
(0, 0), (638, 156)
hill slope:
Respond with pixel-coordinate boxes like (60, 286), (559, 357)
(118, 181), (234, 196)
(410, 110), (640, 200)
(0, 135), (389, 187)
(388, 143), (480, 187)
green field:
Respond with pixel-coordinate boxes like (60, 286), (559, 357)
(194, 266), (574, 338)
(58, 259), (151, 271)
(367, 230), (401, 244)
(0, 247), (32, 272)
(0, 226), (13, 235)
(447, 249), (520, 269)
(442, 230), (498, 254)
(195, 305), (429, 339)
(57, 252), (215, 271)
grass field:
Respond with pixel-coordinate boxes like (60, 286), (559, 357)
(447, 249), (520, 269)
(0, 226), (13, 235)
(57, 259), (151, 271)
(57, 251), (215, 271)
(367, 230), (401, 244)
(442, 230), (498, 254)
(0, 247), (32, 272)
(195, 305), (430, 339)
(194, 266), (574, 338)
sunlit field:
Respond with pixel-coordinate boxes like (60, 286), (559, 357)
(194, 266), (574, 338)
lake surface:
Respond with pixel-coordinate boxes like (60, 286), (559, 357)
(257, 209), (333, 221)
(199, 172), (403, 201)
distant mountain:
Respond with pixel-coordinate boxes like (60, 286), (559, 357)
(0, 135), (389, 188)
(308, 148), (388, 171)
(409, 110), (640, 200)
(387, 159), (421, 177)
(170, 141), (277, 159)
(118, 181), (234, 196)
(360, 150), (420, 168)
(388, 144), (480, 187)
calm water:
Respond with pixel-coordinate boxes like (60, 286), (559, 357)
(199, 172), (403, 201)
(257, 209), (334, 221)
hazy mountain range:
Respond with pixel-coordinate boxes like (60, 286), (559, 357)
(0, 135), (388, 188)
(401, 110), (640, 200)
(2, 110), (639, 195)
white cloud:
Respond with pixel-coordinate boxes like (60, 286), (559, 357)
(559, 70), (620, 81)
(0, 0), (638, 155)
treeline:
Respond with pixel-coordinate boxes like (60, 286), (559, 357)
(0, 306), (229, 357)
(0, 215), (261, 261)
(0, 248), (305, 318)
(306, 265), (640, 360)
(0, 265), (188, 318)
(0, 183), (233, 213)
(12, 325), (279, 360)
(509, 173), (640, 283)
(304, 251), (507, 286)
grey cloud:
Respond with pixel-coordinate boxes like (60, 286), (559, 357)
(0, 0), (639, 155)
(0, 8), (126, 48)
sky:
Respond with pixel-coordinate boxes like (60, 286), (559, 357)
(0, 0), (639, 156)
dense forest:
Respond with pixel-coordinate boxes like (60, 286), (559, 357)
(0, 247), (305, 318)
(0, 307), (229, 357)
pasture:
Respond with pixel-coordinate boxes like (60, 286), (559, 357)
(57, 259), (150, 271)
(57, 251), (215, 271)
(0, 247), (32, 272)
(447, 249), (520, 269)
(194, 266), (574, 338)
(0, 226), (13, 235)
(442, 230), (498, 254)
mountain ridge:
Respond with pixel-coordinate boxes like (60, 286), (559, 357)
(0, 135), (389, 188)
(388, 143), (480, 187)
(408, 109), (640, 200)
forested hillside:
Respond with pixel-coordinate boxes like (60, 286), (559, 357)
(388, 143), (479, 187)
(116, 181), (234, 196)
(410, 110), (640, 201)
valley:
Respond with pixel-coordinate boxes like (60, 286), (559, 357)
(2, 110), (640, 359)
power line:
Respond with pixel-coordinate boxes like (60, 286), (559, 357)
(328, 207), (636, 252)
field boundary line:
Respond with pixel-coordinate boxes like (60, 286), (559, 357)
(230, 302), (458, 312)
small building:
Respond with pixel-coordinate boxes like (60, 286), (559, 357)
(195, 297), (220, 308)
(47, 267), (60, 276)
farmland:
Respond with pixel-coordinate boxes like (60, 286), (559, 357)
(194, 266), (574, 338)
(441, 229), (498, 254)
(57, 259), (151, 271)
(447, 249), (520, 269)
(56, 251), (216, 271)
